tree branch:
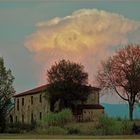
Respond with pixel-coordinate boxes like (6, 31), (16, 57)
(113, 86), (128, 101)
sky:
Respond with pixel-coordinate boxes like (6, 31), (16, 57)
(0, 0), (140, 103)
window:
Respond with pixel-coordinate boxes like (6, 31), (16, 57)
(17, 99), (19, 111)
(31, 113), (34, 123)
(31, 96), (33, 105)
(22, 98), (24, 106)
(39, 112), (42, 120)
(10, 115), (13, 123)
(39, 94), (42, 103)
(15, 116), (17, 123)
(22, 114), (24, 123)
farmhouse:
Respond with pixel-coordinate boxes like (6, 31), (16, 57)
(9, 85), (104, 123)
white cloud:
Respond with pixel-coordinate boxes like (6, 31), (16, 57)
(25, 9), (140, 85)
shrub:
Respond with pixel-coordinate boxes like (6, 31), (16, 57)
(34, 127), (49, 134)
(67, 127), (80, 135)
(132, 123), (140, 134)
(5, 122), (36, 133)
(93, 115), (123, 135)
(121, 119), (132, 135)
(42, 108), (73, 127)
(65, 122), (96, 135)
(46, 126), (68, 135)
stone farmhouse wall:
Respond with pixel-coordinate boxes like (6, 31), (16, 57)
(9, 92), (50, 123)
(82, 109), (104, 121)
(9, 86), (104, 123)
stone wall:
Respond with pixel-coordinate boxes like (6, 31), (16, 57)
(82, 109), (104, 121)
(76, 109), (104, 122)
(9, 92), (50, 123)
(9, 87), (102, 124)
(86, 90), (99, 104)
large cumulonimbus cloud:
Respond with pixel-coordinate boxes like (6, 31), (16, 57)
(25, 9), (140, 85)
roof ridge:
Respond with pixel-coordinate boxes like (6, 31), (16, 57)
(13, 84), (48, 97)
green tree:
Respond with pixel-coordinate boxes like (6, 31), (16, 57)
(47, 59), (91, 112)
(0, 57), (14, 132)
(97, 44), (140, 120)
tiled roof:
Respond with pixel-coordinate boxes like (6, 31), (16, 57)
(13, 85), (100, 98)
(13, 85), (47, 97)
(77, 104), (104, 109)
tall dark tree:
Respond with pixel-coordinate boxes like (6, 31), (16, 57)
(0, 57), (14, 132)
(97, 44), (140, 120)
(47, 59), (91, 112)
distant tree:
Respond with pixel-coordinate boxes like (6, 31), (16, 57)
(0, 57), (14, 132)
(47, 59), (91, 112)
(97, 44), (140, 120)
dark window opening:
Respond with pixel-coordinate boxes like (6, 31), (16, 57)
(22, 98), (24, 106)
(31, 113), (34, 123)
(22, 114), (24, 123)
(17, 99), (19, 111)
(15, 116), (17, 122)
(31, 96), (33, 105)
(10, 115), (13, 123)
(39, 94), (42, 103)
(39, 112), (42, 120)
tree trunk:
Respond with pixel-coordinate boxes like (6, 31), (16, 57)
(129, 103), (134, 121)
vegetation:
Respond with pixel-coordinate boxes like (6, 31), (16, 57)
(0, 57), (15, 132)
(5, 122), (36, 133)
(45, 126), (68, 135)
(97, 44), (140, 120)
(32, 114), (140, 136)
(41, 108), (73, 127)
(3, 114), (140, 136)
(2, 46), (140, 135)
(47, 59), (91, 112)
(93, 115), (133, 135)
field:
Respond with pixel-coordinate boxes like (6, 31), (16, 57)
(0, 134), (140, 139)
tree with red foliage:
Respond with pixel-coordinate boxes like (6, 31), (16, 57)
(97, 44), (140, 120)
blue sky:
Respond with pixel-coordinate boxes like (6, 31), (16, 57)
(0, 1), (140, 104)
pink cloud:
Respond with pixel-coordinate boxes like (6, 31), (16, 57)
(24, 9), (140, 86)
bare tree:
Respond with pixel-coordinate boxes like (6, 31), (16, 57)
(97, 44), (140, 120)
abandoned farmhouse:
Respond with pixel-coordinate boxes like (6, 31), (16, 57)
(9, 85), (104, 123)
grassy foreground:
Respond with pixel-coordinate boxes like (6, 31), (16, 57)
(0, 134), (140, 139)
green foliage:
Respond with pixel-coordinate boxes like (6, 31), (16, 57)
(65, 122), (96, 135)
(46, 59), (91, 111)
(132, 123), (140, 134)
(121, 119), (133, 135)
(42, 109), (73, 127)
(45, 126), (68, 135)
(93, 115), (123, 135)
(47, 59), (88, 84)
(92, 115), (134, 136)
(67, 127), (80, 135)
(0, 57), (14, 132)
(5, 122), (36, 133)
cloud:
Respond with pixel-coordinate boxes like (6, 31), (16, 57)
(25, 9), (140, 85)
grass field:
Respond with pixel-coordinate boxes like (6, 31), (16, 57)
(0, 134), (140, 139)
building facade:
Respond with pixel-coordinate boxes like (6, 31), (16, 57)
(9, 85), (104, 123)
